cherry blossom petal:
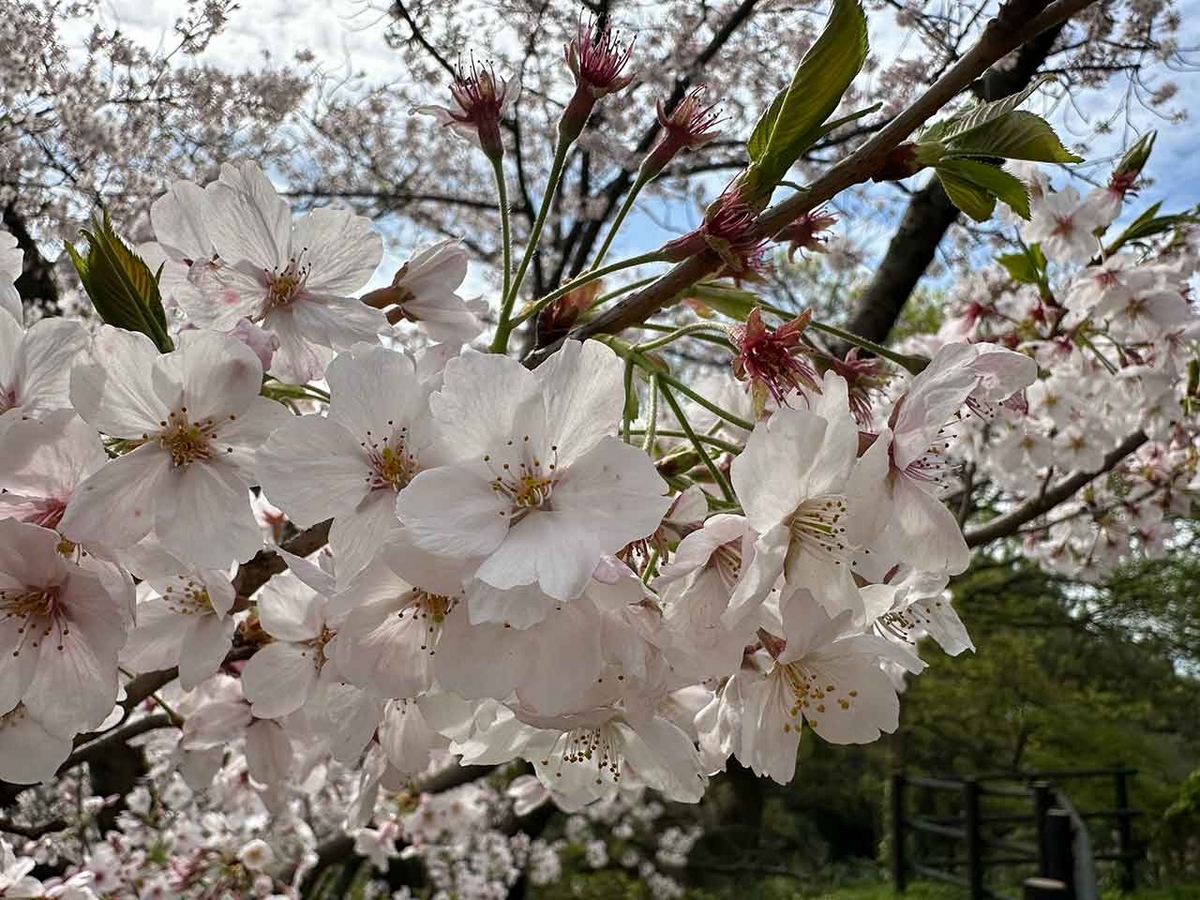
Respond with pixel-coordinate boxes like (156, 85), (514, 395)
(291, 207), (383, 295)
(69, 326), (167, 437)
(60, 445), (171, 551)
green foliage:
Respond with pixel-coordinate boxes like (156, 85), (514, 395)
(66, 211), (174, 352)
(935, 158), (1031, 221)
(997, 244), (1047, 284)
(743, 0), (868, 202)
(1105, 202), (1200, 256)
(915, 78), (1080, 221)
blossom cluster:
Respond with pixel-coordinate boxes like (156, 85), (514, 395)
(1, 9), (1197, 893)
(915, 166), (1200, 579)
(0, 152), (1033, 814)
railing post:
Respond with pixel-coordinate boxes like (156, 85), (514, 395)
(1045, 809), (1075, 899)
(1114, 764), (1135, 892)
(891, 770), (907, 893)
(1033, 781), (1053, 875)
(963, 776), (984, 900)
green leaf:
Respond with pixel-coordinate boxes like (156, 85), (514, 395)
(936, 158), (1031, 221)
(933, 77), (1054, 145)
(743, 0), (868, 199)
(944, 110), (1082, 164)
(936, 168), (995, 222)
(1104, 201), (1199, 253)
(997, 252), (1039, 284)
(68, 211), (174, 352)
(686, 282), (759, 321)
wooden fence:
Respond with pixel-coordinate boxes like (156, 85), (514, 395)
(890, 766), (1142, 899)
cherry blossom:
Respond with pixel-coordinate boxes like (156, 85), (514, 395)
(257, 343), (447, 580)
(60, 327), (291, 568)
(361, 240), (486, 345)
(396, 341), (671, 601)
(0, 312), (86, 419)
(0, 230), (21, 321)
(740, 590), (916, 784)
(0, 520), (126, 740)
(188, 161), (386, 383)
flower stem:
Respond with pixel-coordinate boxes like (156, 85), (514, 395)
(635, 322), (731, 354)
(654, 370), (754, 432)
(492, 137), (571, 353)
(594, 276), (656, 309)
(642, 374), (660, 454)
(761, 304), (928, 374)
(622, 355), (637, 444)
(591, 170), (650, 270)
(510, 251), (665, 330)
(628, 428), (743, 454)
(492, 155), (512, 301)
(658, 383), (735, 503)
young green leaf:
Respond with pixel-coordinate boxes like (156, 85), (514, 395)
(944, 110), (1082, 164)
(68, 211), (174, 352)
(742, 0), (868, 200)
(935, 158), (1031, 221)
(934, 76), (1054, 144)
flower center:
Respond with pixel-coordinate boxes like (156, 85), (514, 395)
(777, 661), (859, 733)
(262, 253), (311, 314)
(711, 540), (743, 590)
(159, 408), (219, 468)
(541, 725), (623, 786)
(397, 590), (455, 653)
(787, 494), (850, 564)
(0, 385), (16, 414)
(485, 440), (559, 524)
(302, 626), (337, 669)
(0, 585), (67, 653)
(900, 433), (954, 488)
(364, 426), (418, 491)
(1051, 214), (1076, 236)
(161, 575), (215, 615)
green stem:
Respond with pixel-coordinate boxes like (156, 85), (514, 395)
(591, 170), (651, 270)
(654, 369), (755, 432)
(797, 314), (928, 374)
(492, 155), (512, 301)
(628, 428), (743, 454)
(642, 374), (660, 454)
(635, 322), (731, 354)
(621, 356), (636, 444)
(1078, 332), (1118, 374)
(511, 252), (665, 330)
(492, 137), (571, 352)
(658, 383), (736, 503)
(641, 547), (660, 584)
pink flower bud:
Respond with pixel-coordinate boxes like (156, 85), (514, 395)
(229, 318), (280, 371)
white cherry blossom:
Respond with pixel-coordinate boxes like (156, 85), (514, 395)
(397, 341), (671, 601)
(0, 520), (126, 739)
(61, 327), (291, 568)
(191, 161), (386, 383)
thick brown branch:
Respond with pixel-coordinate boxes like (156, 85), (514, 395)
(0, 817), (70, 839)
(964, 430), (1148, 547)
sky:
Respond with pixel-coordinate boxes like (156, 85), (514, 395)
(92, 0), (1200, 290)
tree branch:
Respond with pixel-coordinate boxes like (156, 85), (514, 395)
(964, 430), (1148, 546)
(525, 0), (1098, 367)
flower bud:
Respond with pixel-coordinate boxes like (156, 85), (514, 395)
(560, 20), (635, 141)
(640, 87), (725, 180)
